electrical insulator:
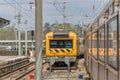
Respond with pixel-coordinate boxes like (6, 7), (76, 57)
(31, 30), (34, 36)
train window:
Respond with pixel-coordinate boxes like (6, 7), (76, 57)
(50, 41), (58, 48)
(85, 37), (89, 53)
(88, 36), (92, 54)
(53, 35), (69, 38)
(98, 26), (105, 62)
(50, 40), (73, 48)
(65, 40), (72, 48)
(50, 41), (57, 45)
(109, 2), (114, 15)
(92, 32), (97, 58)
(108, 17), (117, 69)
(107, 40), (112, 48)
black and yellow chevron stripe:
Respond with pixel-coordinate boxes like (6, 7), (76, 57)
(49, 49), (72, 53)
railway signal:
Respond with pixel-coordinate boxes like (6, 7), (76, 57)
(31, 30), (34, 41)
(31, 30), (34, 36)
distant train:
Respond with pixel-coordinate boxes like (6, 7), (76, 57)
(45, 29), (77, 72)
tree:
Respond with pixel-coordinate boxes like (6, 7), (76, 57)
(0, 27), (16, 40)
(43, 22), (51, 39)
(50, 23), (79, 34)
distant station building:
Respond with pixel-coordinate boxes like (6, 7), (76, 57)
(0, 17), (10, 27)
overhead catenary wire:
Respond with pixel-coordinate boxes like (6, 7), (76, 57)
(92, 0), (108, 20)
(3, 0), (35, 55)
(44, 0), (105, 4)
(4, 0), (35, 32)
(45, 0), (70, 25)
(44, 0), (106, 24)
(13, 0), (35, 12)
(4, 0), (34, 20)
(12, 0), (35, 19)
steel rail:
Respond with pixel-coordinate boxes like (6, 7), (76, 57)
(0, 62), (35, 77)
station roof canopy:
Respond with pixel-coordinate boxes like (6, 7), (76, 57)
(0, 17), (10, 27)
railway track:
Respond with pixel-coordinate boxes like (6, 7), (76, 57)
(0, 57), (88, 80)
(13, 62), (35, 80)
(42, 59), (89, 80)
(0, 56), (29, 77)
(15, 68), (35, 80)
(14, 61), (47, 80)
(0, 62), (35, 80)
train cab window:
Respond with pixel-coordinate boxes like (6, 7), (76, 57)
(50, 41), (58, 48)
(65, 40), (72, 48)
(108, 17), (117, 69)
(50, 40), (73, 48)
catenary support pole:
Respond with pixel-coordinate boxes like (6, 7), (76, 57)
(35, 0), (43, 80)
(25, 20), (27, 56)
(18, 0), (21, 56)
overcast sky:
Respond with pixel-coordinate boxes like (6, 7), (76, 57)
(0, 0), (109, 30)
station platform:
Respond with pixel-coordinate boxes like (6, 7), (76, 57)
(0, 56), (33, 79)
(0, 56), (28, 66)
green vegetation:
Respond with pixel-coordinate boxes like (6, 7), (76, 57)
(44, 22), (83, 37)
(0, 23), (83, 40)
(0, 27), (16, 40)
(57, 23), (77, 32)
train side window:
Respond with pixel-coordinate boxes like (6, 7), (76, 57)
(91, 32), (97, 59)
(98, 26), (105, 62)
(108, 17), (117, 69)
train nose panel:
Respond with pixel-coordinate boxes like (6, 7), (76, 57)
(49, 48), (75, 56)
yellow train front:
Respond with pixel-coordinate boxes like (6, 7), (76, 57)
(46, 30), (77, 72)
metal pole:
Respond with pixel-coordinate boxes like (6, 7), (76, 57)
(16, 29), (18, 53)
(25, 20), (27, 56)
(32, 37), (34, 57)
(35, 0), (43, 80)
(18, 0), (21, 56)
(14, 4), (18, 53)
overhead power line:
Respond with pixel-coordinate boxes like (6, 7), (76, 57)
(4, 0), (34, 20)
(45, 0), (69, 23)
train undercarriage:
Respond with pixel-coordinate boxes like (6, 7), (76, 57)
(46, 57), (77, 72)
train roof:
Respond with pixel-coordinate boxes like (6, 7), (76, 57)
(53, 29), (69, 35)
(46, 30), (76, 38)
